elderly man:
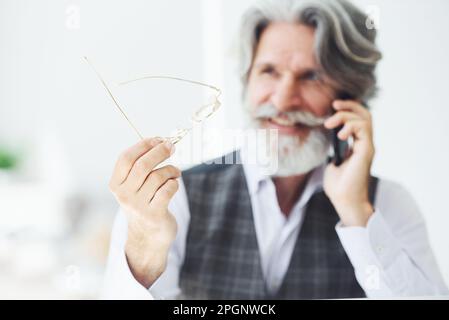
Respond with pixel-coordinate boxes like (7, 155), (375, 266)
(103, 0), (447, 299)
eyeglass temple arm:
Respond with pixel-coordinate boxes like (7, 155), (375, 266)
(84, 56), (144, 140)
(119, 76), (222, 96)
(120, 75), (222, 143)
(84, 56), (222, 144)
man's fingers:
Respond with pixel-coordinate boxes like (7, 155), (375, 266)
(333, 100), (371, 120)
(109, 137), (163, 188)
(150, 179), (179, 209)
(324, 111), (360, 129)
(123, 140), (175, 192)
(138, 165), (181, 202)
(337, 120), (371, 141)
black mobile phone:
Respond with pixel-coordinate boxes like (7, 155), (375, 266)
(330, 92), (353, 166)
(331, 124), (348, 166)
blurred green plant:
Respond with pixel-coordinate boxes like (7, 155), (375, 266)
(0, 147), (18, 170)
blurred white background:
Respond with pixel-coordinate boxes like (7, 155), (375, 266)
(0, 0), (448, 298)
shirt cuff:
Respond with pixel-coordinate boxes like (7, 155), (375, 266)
(101, 248), (154, 300)
(335, 210), (402, 271)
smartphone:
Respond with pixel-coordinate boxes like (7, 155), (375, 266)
(330, 92), (353, 166)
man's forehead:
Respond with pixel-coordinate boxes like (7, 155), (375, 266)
(254, 22), (318, 71)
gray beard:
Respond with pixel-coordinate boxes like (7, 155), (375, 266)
(245, 104), (331, 177)
(272, 128), (330, 177)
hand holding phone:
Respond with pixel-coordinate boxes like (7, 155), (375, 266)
(323, 97), (376, 227)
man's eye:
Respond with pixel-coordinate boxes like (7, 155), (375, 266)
(260, 67), (277, 76)
(303, 71), (321, 81)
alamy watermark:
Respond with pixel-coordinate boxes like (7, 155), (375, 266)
(170, 127), (280, 176)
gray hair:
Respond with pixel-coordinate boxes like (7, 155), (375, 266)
(239, 0), (382, 103)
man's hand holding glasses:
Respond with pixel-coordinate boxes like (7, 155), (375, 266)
(85, 56), (221, 287)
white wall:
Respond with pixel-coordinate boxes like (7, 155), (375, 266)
(365, 0), (449, 286)
(1, 0), (448, 287)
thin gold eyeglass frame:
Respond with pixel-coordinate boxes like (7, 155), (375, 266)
(84, 56), (222, 144)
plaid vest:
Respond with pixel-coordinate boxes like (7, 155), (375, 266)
(179, 153), (378, 299)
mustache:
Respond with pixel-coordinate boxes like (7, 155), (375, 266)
(254, 104), (328, 127)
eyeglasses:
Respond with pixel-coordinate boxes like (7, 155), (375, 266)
(84, 56), (222, 144)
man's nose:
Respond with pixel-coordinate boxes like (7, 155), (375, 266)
(271, 76), (302, 113)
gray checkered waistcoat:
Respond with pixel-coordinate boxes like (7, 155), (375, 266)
(179, 152), (378, 299)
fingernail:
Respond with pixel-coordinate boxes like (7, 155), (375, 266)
(148, 137), (163, 146)
(164, 140), (175, 155)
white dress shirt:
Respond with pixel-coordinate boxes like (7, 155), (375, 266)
(102, 161), (448, 299)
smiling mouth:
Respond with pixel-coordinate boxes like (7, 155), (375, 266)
(265, 116), (314, 129)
